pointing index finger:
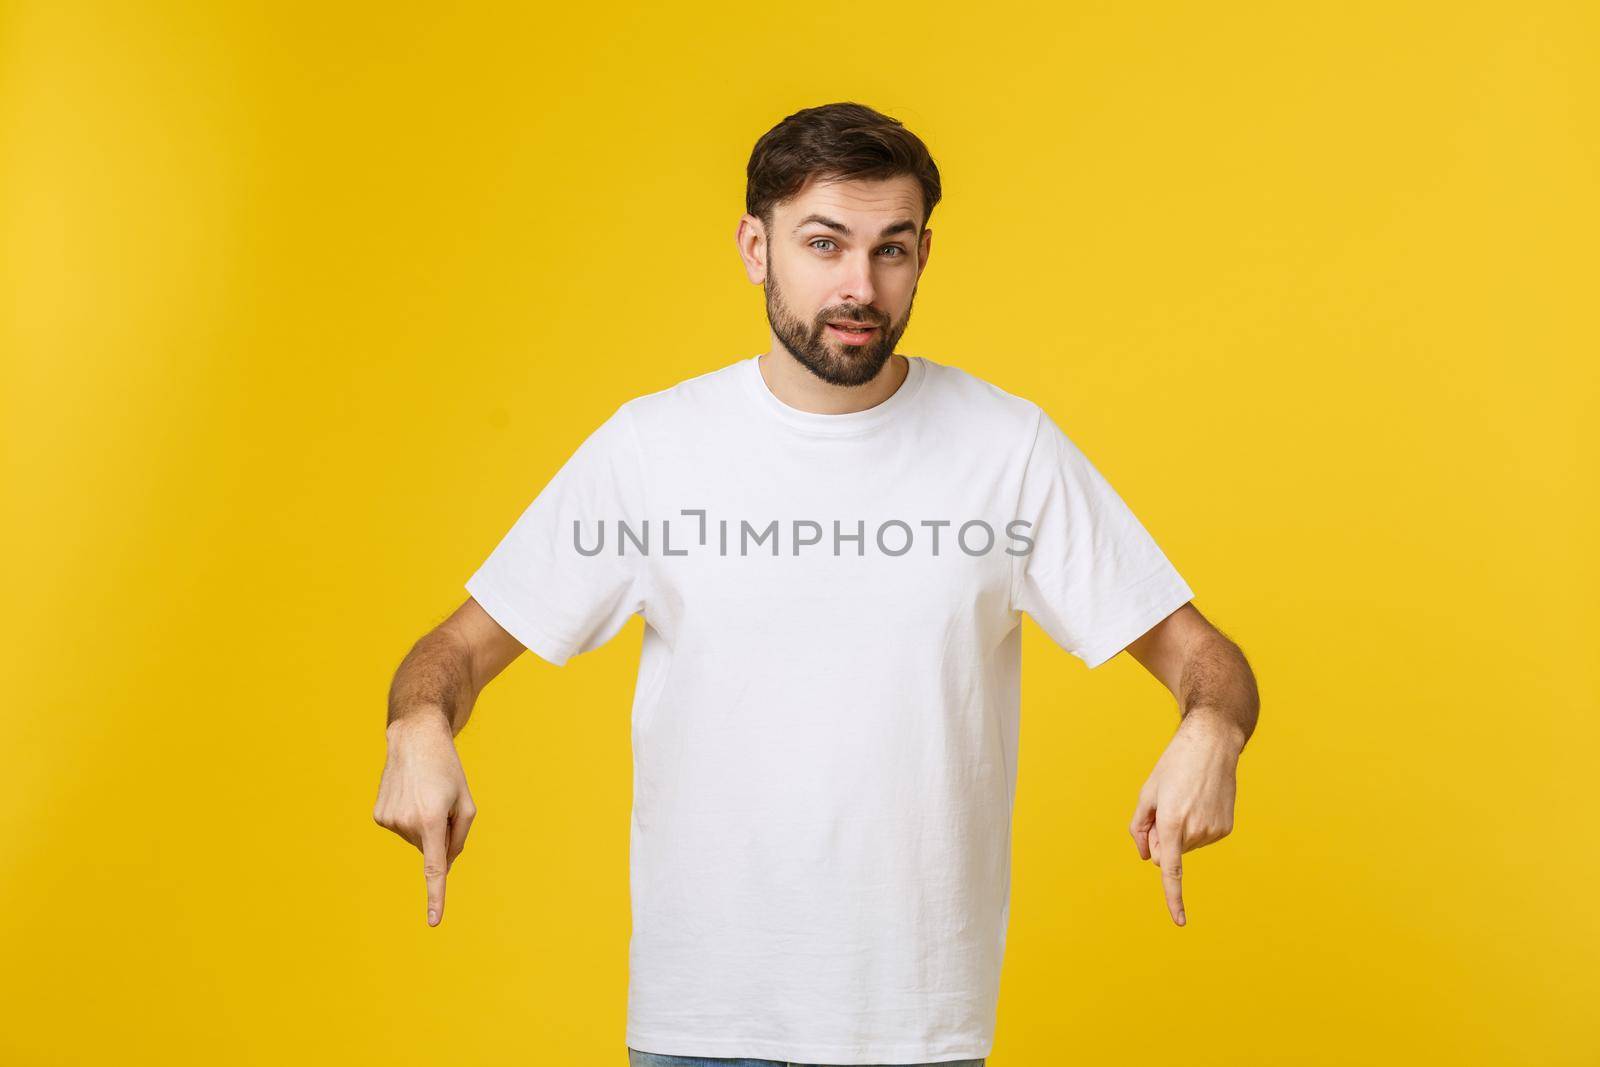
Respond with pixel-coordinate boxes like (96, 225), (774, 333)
(1159, 822), (1186, 926)
(422, 817), (449, 927)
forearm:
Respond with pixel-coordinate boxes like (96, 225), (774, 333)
(387, 625), (479, 736)
(1176, 632), (1259, 755)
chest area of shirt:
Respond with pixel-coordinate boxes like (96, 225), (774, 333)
(626, 423), (1032, 636)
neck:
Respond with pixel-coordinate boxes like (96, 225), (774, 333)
(758, 347), (909, 415)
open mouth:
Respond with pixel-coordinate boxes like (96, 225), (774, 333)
(826, 322), (879, 342)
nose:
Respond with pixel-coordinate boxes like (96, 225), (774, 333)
(837, 249), (877, 309)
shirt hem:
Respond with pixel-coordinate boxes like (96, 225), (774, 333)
(463, 574), (576, 667)
(624, 1027), (992, 1064)
(1078, 573), (1196, 669)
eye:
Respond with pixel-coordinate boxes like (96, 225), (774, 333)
(808, 239), (907, 258)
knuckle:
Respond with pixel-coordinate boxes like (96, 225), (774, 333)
(422, 862), (447, 879)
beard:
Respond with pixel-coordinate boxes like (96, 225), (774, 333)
(763, 261), (915, 387)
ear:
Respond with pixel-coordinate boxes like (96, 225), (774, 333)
(918, 227), (933, 273)
(735, 213), (767, 284)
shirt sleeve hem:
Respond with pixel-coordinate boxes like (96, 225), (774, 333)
(1076, 574), (1195, 669)
(464, 574), (576, 668)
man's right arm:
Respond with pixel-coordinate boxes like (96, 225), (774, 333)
(387, 596), (526, 735)
(373, 597), (526, 927)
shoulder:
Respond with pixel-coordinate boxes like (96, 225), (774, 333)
(913, 355), (1049, 436)
(610, 355), (751, 433)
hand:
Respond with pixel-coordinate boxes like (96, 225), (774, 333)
(373, 712), (477, 927)
(1127, 712), (1241, 927)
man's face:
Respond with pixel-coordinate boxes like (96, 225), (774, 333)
(756, 175), (931, 387)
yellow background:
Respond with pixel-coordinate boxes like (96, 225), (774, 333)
(3, 2), (1595, 1063)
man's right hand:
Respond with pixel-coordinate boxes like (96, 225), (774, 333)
(373, 712), (477, 927)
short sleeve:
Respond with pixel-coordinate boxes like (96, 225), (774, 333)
(1010, 407), (1194, 668)
(465, 402), (649, 667)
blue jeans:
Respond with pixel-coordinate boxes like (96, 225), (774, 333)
(627, 1049), (985, 1067)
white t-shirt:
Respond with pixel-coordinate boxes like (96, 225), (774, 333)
(465, 353), (1194, 1064)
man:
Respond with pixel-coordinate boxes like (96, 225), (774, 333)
(374, 101), (1259, 1066)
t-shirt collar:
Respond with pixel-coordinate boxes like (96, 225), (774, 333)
(741, 353), (928, 436)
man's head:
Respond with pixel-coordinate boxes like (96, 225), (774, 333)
(736, 102), (942, 387)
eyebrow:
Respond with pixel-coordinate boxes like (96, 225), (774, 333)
(792, 214), (919, 240)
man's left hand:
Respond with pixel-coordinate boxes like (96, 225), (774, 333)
(1127, 712), (1242, 927)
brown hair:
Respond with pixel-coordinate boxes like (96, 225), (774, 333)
(745, 102), (943, 235)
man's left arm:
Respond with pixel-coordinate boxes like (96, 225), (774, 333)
(1121, 602), (1260, 927)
